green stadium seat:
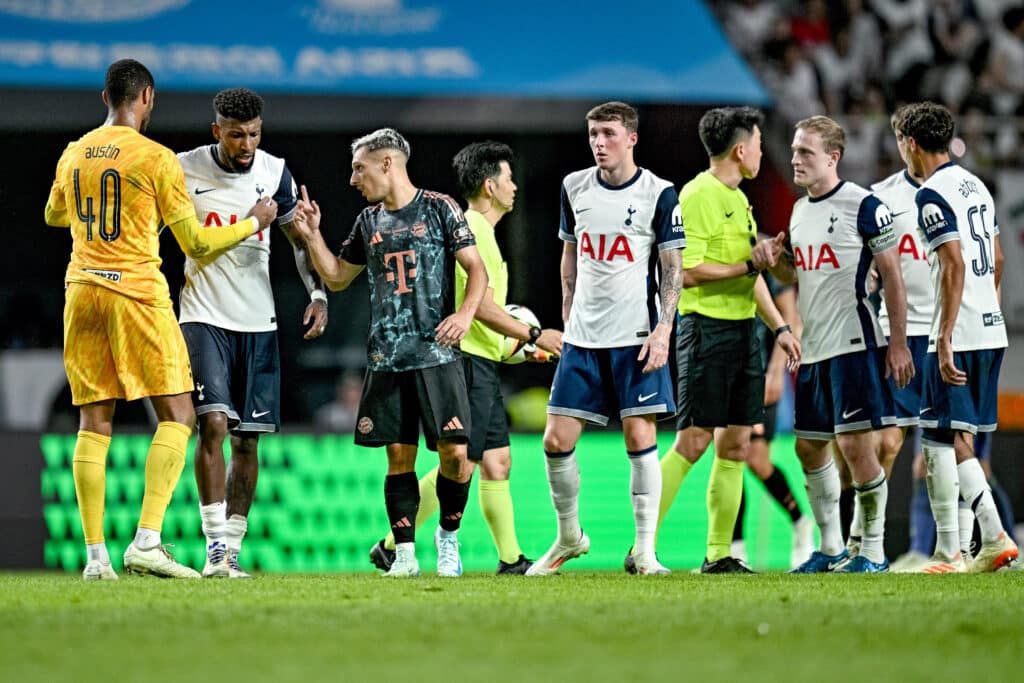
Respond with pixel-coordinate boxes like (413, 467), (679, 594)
(43, 504), (68, 540)
(107, 438), (133, 469)
(40, 435), (69, 469)
(108, 505), (136, 541)
(55, 471), (77, 503)
(60, 541), (82, 571)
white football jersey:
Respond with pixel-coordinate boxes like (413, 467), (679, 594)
(559, 167), (684, 348)
(788, 181), (897, 364)
(917, 162), (1007, 351)
(872, 170), (934, 337)
(177, 146), (297, 332)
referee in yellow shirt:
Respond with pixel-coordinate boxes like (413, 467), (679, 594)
(626, 107), (800, 573)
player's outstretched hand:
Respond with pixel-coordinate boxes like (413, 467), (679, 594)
(247, 196), (278, 231)
(751, 232), (786, 270)
(435, 311), (472, 347)
(303, 298), (328, 340)
(638, 322), (671, 374)
(291, 185), (322, 240)
(936, 339), (966, 386)
(886, 340), (917, 389)
(536, 328), (563, 357)
(777, 329), (801, 372)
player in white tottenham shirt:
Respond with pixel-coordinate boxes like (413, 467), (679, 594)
(178, 88), (328, 578)
(893, 101), (1018, 572)
(758, 115), (914, 573)
(526, 102), (684, 576)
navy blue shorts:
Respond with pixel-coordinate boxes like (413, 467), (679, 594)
(919, 347), (1003, 435)
(794, 348), (896, 441)
(180, 322), (280, 433)
(889, 335), (929, 427)
(547, 342), (675, 426)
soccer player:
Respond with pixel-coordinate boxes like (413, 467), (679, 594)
(852, 108), (934, 569)
(289, 128), (488, 577)
(526, 101), (685, 577)
(177, 88), (329, 579)
(758, 115), (914, 573)
(893, 101), (1019, 572)
(44, 59), (277, 580)
(627, 107), (800, 574)
(367, 141), (563, 575)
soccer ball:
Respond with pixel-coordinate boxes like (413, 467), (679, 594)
(501, 304), (541, 365)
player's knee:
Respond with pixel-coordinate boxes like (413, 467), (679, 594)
(198, 412), (230, 443)
(480, 449), (511, 480)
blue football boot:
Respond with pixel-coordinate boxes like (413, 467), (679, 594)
(790, 549), (849, 573)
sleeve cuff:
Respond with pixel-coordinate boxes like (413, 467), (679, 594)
(310, 290), (328, 303)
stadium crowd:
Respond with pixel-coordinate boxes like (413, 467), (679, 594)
(711, 0), (1024, 187)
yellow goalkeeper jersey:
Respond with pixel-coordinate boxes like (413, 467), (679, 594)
(45, 125), (196, 306)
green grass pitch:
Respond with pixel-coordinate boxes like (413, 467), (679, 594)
(2, 571), (1021, 682)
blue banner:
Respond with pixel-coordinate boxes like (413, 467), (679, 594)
(0, 0), (768, 104)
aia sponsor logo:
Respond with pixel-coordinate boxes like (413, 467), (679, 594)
(793, 243), (839, 271)
(579, 233), (634, 261)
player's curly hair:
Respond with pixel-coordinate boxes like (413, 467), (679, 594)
(586, 101), (639, 134)
(892, 102), (955, 154)
(698, 107), (764, 158)
(213, 88), (264, 122)
(452, 141), (514, 200)
(104, 59), (154, 108)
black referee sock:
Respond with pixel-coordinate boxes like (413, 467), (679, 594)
(436, 472), (470, 532)
(839, 486), (856, 543)
(732, 488), (746, 542)
(763, 468), (802, 522)
(384, 472), (420, 545)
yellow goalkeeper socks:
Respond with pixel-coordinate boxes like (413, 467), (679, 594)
(73, 430), (111, 545)
(138, 421), (191, 534)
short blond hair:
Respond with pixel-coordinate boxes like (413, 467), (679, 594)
(795, 115), (846, 158)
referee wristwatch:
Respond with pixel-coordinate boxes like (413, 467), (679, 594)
(528, 326), (542, 344)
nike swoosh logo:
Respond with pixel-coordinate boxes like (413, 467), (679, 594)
(195, 187), (216, 195)
(576, 207), (592, 214)
(827, 559), (847, 571)
(841, 408), (862, 419)
(919, 407), (932, 414)
(252, 410), (270, 418)
(638, 392), (657, 403)
(725, 211), (734, 218)
(892, 211), (911, 218)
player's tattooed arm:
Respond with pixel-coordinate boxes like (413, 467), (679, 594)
(560, 241), (577, 326)
(657, 247), (682, 327)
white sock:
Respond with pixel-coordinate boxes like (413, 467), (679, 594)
(804, 460), (843, 556)
(544, 450), (581, 544)
(958, 500), (974, 558)
(395, 541), (416, 562)
(854, 472), (887, 564)
(628, 446), (661, 558)
(133, 527), (160, 550)
(923, 444), (959, 559)
(199, 501), (227, 547)
(224, 515), (248, 554)
(957, 458), (1003, 544)
(86, 543), (110, 564)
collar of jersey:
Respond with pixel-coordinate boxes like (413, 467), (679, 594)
(933, 160), (957, 176)
(595, 167), (642, 191)
(209, 144), (255, 175)
(901, 170), (921, 189)
(807, 179), (845, 203)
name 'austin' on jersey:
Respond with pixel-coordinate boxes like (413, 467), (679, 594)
(559, 167), (685, 347)
(177, 145), (297, 331)
(788, 181), (896, 364)
(341, 189), (475, 372)
(916, 162), (1007, 352)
